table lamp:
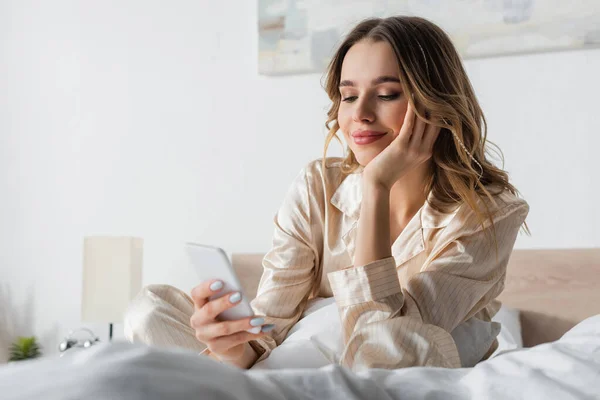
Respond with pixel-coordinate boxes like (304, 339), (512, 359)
(81, 236), (143, 340)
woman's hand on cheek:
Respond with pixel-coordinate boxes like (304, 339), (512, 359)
(362, 102), (440, 191)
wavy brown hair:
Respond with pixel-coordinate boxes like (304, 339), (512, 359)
(322, 16), (529, 242)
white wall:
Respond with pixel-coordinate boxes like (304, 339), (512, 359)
(1, 0), (599, 358)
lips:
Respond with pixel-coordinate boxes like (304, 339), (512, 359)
(351, 130), (387, 145)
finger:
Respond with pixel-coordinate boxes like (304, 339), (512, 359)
(190, 279), (224, 309)
(398, 102), (415, 146)
(195, 316), (266, 341)
(190, 291), (242, 328)
(410, 105), (427, 146)
(200, 291), (244, 322)
(423, 123), (441, 152)
(207, 329), (270, 354)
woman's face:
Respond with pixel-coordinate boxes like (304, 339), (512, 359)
(338, 40), (409, 167)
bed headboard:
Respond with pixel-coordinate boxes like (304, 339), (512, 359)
(497, 248), (600, 346)
(232, 248), (600, 348)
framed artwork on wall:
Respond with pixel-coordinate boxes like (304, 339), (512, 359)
(258, 0), (600, 75)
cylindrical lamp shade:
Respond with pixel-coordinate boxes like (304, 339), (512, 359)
(81, 236), (143, 323)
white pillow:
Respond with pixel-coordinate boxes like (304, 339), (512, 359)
(490, 304), (523, 357)
(251, 298), (522, 370)
(450, 317), (500, 367)
(251, 298), (338, 370)
(451, 304), (524, 366)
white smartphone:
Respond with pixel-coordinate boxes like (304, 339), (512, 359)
(185, 243), (260, 334)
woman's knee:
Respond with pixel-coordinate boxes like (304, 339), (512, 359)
(123, 284), (181, 343)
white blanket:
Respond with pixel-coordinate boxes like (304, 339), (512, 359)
(1, 314), (599, 400)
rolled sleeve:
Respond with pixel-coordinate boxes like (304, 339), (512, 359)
(327, 257), (400, 307)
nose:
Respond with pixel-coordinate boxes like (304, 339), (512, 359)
(352, 98), (375, 124)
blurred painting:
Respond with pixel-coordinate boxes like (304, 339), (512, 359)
(258, 0), (600, 75)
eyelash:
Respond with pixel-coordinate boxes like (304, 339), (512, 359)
(341, 93), (401, 103)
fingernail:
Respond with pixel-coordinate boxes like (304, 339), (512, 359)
(250, 317), (264, 327)
(261, 324), (275, 333)
(209, 281), (223, 291)
(229, 292), (241, 303)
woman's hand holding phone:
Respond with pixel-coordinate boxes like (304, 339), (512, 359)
(189, 279), (274, 367)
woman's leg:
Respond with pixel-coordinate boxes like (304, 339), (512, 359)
(124, 284), (206, 353)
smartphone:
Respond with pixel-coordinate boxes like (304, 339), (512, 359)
(185, 243), (260, 333)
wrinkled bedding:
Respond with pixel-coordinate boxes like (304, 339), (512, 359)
(1, 314), (599, 400)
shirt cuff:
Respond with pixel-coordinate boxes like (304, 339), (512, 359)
(248, 338), (270, 363)
(327, 257), (401, 307)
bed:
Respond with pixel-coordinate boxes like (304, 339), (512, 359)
(1, 248), (599, 400)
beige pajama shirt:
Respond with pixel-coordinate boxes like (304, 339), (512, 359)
(126, 158), (529, 370)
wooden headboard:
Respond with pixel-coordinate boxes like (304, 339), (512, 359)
(232, 248), (600, 347)
(497, 248), (600, 346)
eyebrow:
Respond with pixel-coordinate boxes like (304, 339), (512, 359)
(339, 76), (401, 87)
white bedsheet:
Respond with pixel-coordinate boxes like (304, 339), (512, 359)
(1, 314), (599, 400)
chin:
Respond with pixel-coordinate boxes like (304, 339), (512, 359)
(353, 151), (379, 167)
(348, 139), (390, 167)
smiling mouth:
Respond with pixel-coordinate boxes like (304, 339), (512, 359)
(352, 131), (387, 145)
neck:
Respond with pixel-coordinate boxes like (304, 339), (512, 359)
(389, 162), (432, 223)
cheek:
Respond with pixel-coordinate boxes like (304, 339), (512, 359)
(383, 103), (409, 135)
(337, 106), (352, 136)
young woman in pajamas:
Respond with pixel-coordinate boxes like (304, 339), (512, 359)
(124, 16), (529, 371)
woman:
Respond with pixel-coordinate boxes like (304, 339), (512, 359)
(125, 16), (529, 371)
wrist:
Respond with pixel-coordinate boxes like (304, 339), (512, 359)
(361, 175), (392, 196)
(220, 342), (257, 369)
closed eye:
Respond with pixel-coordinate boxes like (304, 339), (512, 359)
(342, 94), (401, 103)
(379, 94), (401, 101)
